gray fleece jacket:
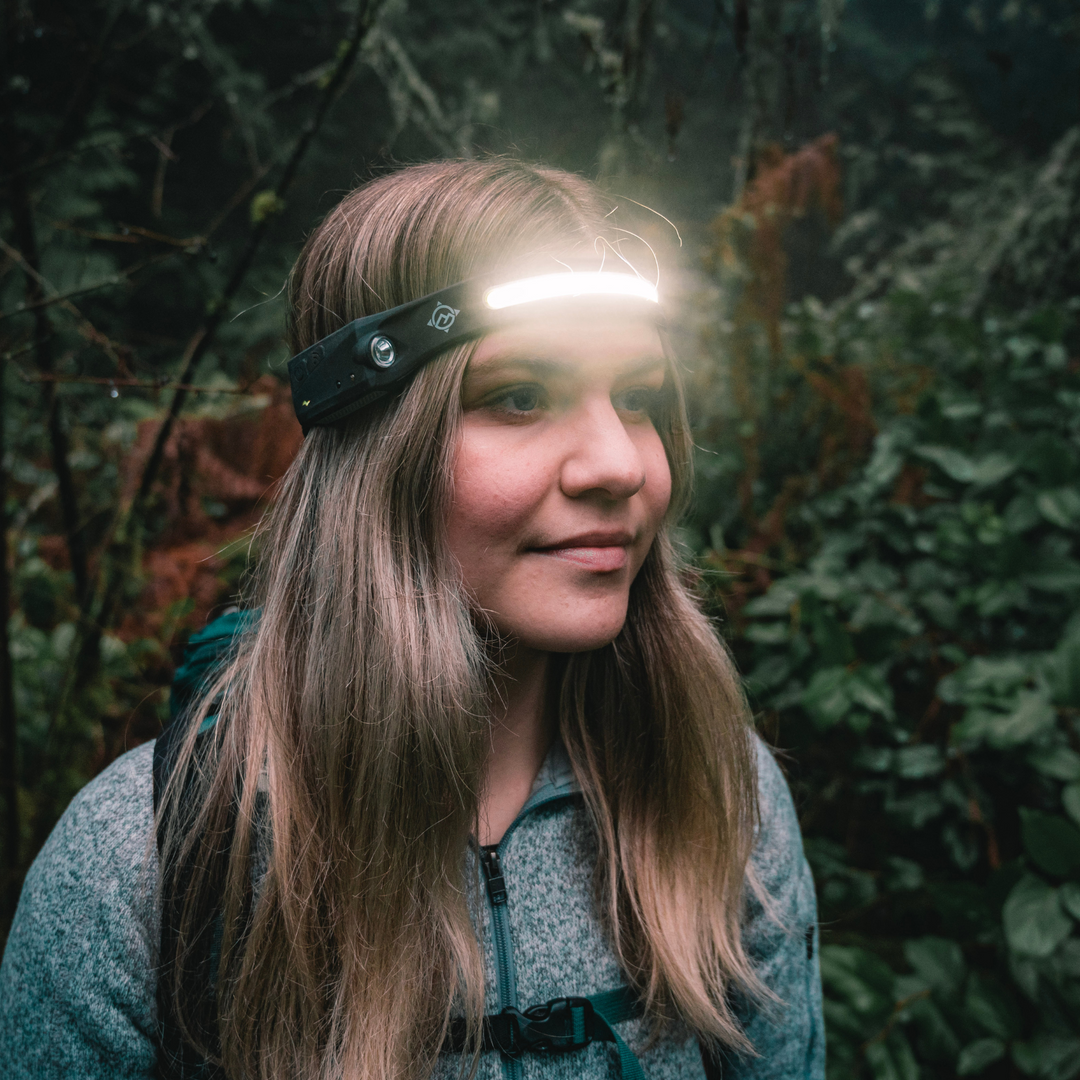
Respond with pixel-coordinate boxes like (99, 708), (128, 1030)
(0, 735), (823, 1080)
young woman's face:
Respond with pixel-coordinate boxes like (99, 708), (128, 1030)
(446, 313), (672, 654)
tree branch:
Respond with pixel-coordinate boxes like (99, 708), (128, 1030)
(50, 1), (126, 156)
(7, 177), (91, 609)
(0, 272), (130, 323)
(0, 324), (18, 905)
(0, 239), (133, 375)
(1, 0), (24, 901)
(132, 0), (388, 510)
(20, 371), (263, 395)
(68, 0), (389, 685)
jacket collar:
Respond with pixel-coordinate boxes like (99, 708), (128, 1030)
(520, 737), (579, 815)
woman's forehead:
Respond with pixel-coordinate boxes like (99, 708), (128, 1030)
(469, 315), (666, 373)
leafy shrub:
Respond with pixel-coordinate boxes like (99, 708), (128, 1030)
(700, 284), (1080, 1078)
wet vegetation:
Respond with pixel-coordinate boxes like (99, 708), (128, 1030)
(2, 1), (1079, 1075)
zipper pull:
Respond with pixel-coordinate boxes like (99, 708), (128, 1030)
(480, 846), (508, 906)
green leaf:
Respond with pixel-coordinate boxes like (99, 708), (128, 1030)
(984, 692), (1056, 749)
(865, 1029), (920, 1080)
(883, 856), (924, 892)
(856, 747), (894, 773)
(972, 578), (1027, 616)
(904, 936), (965, 995)
(1012, 1034), (1080, 1080)
(944, 821), (980, 871)
(863, 434), (906, 492)
(938, 656), (1029, 705)
(820, 945), (895, 1020)
(942, 400), (981, 420)
(886, 789), (945, 829)
(805, 595), (856, 665)
(1003, 874), (1072, 957)
(745, 621), (790, 644)
(1027, 745), (1080, 782)
(1060, 882), (1080, 921)
(1048, 629), (1080, 707)
(915, 445), (978, 482)
(904, 993), (962, 1062)
(1020, 809), (1080, 877)
(50, 622), (75, 660)
(894, 744), (945, 779)
(1024, 558), (1080, 592)
(744, 654), (793, 695)
(914, 446), (1016, 487)
(743, 583), (800, 617)
(801, 663), (897, 730)
(957, 1039), (1006, 1076)
(1037, 487), (1080, 529)
(1063, 784), (1080, 828)
(848, 667), (896, 721)
(1004, 494), (1042, 534)
(919, 589), (959, 629)
(249, 190), (286, 224)
(953, 691), (1057, 750)
(968, 454), (1018, 487)
(802, 666), (852, 729)
(823, 998), (869, 1040)
(964, 973), (1020, 1039)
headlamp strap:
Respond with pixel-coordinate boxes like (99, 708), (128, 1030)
(287, 268), (661, 433)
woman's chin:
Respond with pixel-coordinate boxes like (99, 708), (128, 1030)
(500, 608), (630, 655)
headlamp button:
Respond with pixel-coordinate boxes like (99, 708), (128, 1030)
(370, 336), (396, 368)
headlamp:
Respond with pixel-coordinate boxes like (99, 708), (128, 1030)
(287, 267), (661, 433)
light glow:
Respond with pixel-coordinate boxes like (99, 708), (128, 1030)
(484, 271), (658, 310)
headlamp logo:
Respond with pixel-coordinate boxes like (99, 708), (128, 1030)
(428, 302), (460, 333)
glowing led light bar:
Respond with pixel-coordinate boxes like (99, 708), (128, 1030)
(484, 271), (659, 310)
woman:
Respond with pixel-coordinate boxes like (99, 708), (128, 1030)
(0, 159), (823, 1080)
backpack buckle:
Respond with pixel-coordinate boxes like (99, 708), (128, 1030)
(502, 996), (594, 1055)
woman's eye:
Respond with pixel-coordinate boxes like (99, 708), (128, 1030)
(489, 384), (543, 414)
(613, 386), (660, 415)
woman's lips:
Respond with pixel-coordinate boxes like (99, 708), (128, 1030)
(530, 531), (633, 572)
(542, 545), (628, 571)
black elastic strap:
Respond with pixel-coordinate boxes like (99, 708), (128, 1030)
(443, 987), (646, 1080)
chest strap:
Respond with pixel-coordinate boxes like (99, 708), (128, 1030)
(443, 986), (646, 1080)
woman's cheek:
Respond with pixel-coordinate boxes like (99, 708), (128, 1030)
(449, 434), (550, 549)
(643, 434), (673, 525)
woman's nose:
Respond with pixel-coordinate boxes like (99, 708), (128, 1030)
(558, 398), (647, 500)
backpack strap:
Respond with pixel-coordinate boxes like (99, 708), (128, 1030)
(442, 985), (648, 1080)
(154, 611), (255, 1080)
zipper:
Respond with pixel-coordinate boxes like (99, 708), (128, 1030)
(478, 792), (574, 1080)
(480, 844), (523, 1080)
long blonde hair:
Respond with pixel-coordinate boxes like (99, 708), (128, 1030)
(158, 159), (763, 1080)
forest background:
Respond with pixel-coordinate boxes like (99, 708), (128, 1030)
(2, 0), (1079, 1076)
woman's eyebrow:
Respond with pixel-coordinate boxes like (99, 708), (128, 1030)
(618, 355), (668, 377)
(471, 352), (666, 377)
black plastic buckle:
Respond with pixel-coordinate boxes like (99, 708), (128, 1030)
(500, 996), (594, 1057)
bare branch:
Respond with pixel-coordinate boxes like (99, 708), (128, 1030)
(19, 371), (264, 395)
(67, 0), (392, 684)
(0, 0), (20, 871)
(133, 0), (390, 510)
(0, 273), (130, 323)
(50, 0), (126, 155)
(6, 181), (91, 609)
(0, 239), (141, 366)
(53, 221), (209, 248)
(368, 29), (457, 155)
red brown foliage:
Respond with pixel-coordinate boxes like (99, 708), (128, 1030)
(708, 133), (842, 356)
(116, 375), (302, 641)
